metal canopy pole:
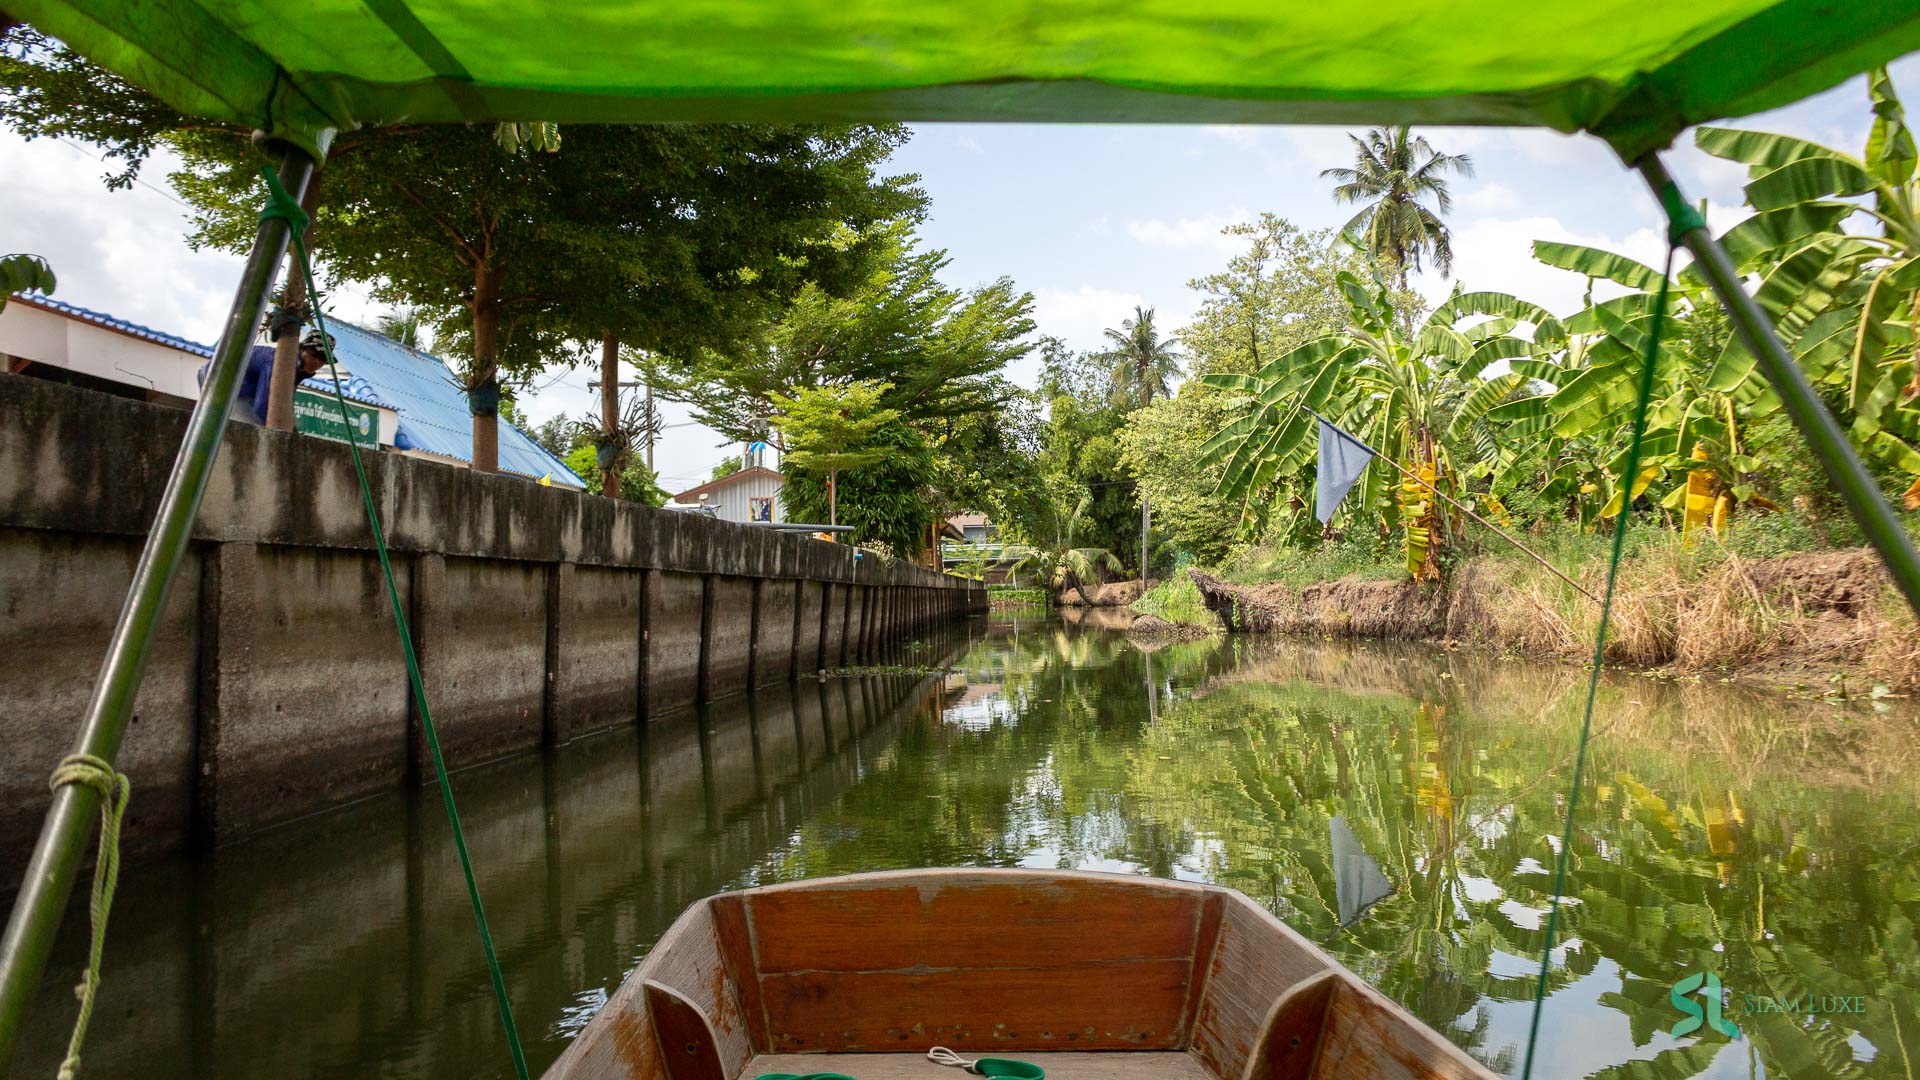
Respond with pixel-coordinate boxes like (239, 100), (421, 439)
(0, 147), (316, 1070)
(1636, 154), (1920, 620)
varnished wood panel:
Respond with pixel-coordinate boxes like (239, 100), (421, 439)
(1310, 979), (1497, 1080)
(740, 1052), (1216, 1079)
(1188, 896), (1331, 1080)
(647, 981), (727, 1080)
(1244, 971), (1338, 1080)
(547, 901), (753, 1080)
(747, 875), (1202, 972)
(709, 894), (770, 1051)
(761, 959), (1195, 1052)
(1179, 891), (1226, 1037)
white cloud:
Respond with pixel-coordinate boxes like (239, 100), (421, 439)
(1124, 209), (1252, 253)
(1032, 285), (1149, 349)
(0, 132), (388, 343)
(1416, 215), (1671, 318)
(955, 133), (982, 154)
(1458, 181), (1520, 215)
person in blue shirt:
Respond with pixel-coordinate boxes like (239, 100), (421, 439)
(195, 329), (335, 425)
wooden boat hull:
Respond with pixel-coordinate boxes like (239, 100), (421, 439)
(548, 869), (1498, 1080)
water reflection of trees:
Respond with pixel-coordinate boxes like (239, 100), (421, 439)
(759, 621), (1920, 1079)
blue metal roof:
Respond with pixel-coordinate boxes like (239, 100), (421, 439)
(324, 321), (585, 486)
(13, 293), (215, 356)
(299, 369), (393, 412)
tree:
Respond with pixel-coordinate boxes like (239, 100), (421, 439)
(0, 254), (54, 312)
(659, 223), (1033, 440)
(374, 310), (426, 350)
(561, 444), (668, 506)
(156, 115), (918, 472)
(1022, 338), (1140, 568)
(541, 125), (921, 491)
(1683, 67), (1920, 510)
(1180, 216), (1382, 377)
(1200, 269), (1554, 575)
(771, 380), (902, 529)
(1100, 305), (1183, 579)
(1322, 126), (1474, 286)
(1102, 305), (1183, 409)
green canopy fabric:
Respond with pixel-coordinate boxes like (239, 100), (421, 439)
(12, 0), (1920, 160)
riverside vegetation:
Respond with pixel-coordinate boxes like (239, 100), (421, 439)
(1093, 82), (1920, 693)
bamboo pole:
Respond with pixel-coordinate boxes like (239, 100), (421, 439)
(0, 148), (316, 1070)
(1635, 155), (1920, 620)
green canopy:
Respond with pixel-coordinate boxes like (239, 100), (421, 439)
(11, 0), (1920, 160)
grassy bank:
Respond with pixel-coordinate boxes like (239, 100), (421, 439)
(1184, 522), (1920, 692)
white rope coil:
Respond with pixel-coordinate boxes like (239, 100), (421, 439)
(927, 1047), (976, 1072)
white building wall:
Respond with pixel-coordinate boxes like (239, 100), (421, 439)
(0, 303), (206, 400)
(678, 471), (786, 523)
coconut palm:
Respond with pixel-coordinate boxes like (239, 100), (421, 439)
(1101, 305), (1183, 409)
(1322, 127), (1474, 286)
(1100, 305), (1182, 579)
(374, 309), (425, 349)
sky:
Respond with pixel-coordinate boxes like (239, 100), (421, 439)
(3, 56), (1916, 493)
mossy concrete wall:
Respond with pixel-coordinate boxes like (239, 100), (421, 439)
(0, 374), (984, 887)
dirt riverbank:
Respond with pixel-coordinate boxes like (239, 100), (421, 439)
(1189, 547), (1920, 691)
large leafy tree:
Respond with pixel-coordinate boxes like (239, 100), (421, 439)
(170, 122), (918, 472)
(1180, 215), (1380, 378)
(1322, 127), (1474, 287)
(1023, 339), (1142, 570)
(541, 125), (919, 492)
(660, 222), (1033, 439)
(771, 379), (903, 530)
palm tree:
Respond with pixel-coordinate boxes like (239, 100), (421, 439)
(1322, 127), (1474, 287)
(374, 309), (425, 350)
(1102, 305), (1182, 410)
(1101, 305), (1183, 580)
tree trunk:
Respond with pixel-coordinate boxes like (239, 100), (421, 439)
(264, 170), (326, 431)
(828, 469), (838, 532)
(469, 264), (501, 473)
(600, 330), (621, 498)
(1067, 570), (1095, 606)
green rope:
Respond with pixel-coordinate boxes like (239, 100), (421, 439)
(48, 754), (129, 1080)
(259, 165), (531, 1080)
(758, 1050), (1046, 1080)
(1518, 231), (1678, 1079)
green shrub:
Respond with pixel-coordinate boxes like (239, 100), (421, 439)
(1132, 573), (1216, 627)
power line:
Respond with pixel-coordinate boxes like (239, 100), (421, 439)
(56, 137), (194, 212)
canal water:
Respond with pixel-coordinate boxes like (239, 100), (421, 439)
(12, 611), (1920, 1079)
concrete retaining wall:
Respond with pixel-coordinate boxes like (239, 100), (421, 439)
(0, 374), (985, 886)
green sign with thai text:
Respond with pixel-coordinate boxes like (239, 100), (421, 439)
(293, 386), (380, 445)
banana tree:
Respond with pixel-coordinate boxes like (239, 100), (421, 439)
(1487, 241), (1776, 534)
(1198, 265), (1558, 574)
(1688, 66), (1920, 509)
